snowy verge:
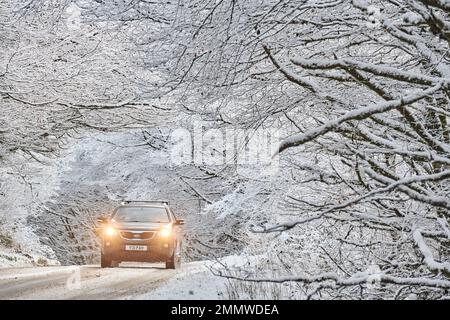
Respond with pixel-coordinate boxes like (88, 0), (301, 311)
(131, 261), (227, 300)
(133, 255), (259, 300)
(0, 222), (59, 268)
(0, 246), (60, 268)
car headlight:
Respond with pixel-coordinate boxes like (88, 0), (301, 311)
(158, 225), (172, 238)
(104, 226), (117, 237)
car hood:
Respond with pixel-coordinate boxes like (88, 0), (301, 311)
(111, 221), (167, 231)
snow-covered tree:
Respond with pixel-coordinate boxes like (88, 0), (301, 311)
(2, 0), (449, 299)
(0, 0), (181, 263)
(168, 0), (450, 299)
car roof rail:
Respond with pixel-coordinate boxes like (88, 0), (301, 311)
(120, 200), (170, 205)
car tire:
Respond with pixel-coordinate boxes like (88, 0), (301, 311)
(101, 253), (112, 268)
(111, 260), (120, 268)
(165, 259), (175, 269)
(165, 243), (181, 269)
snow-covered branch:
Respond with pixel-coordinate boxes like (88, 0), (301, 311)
(413, 229), (450, 275)
(278, 83), (443, 153)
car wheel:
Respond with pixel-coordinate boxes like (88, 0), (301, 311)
(111, 260), (120, 268)
(176, 242), (182, 268)
(101, 253), (112, 268)
(165, 243), (181, 269)
(165, 259), (175, 269)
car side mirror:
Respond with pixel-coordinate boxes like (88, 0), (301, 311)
(175, 219), (185, 225)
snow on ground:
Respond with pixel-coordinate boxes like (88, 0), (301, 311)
(132, 261), (227, 300)
(0, 151), (61, 267)
(134, 255), (255, 300)
(0, 245), (60, 268)
(0, 264), (176, 300)
(0, 248), (34, 268)
(0, 217), (59, 268)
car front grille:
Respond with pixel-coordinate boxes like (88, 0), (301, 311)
(120, 231), (155, 240)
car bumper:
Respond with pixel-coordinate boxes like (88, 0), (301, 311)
(102, 236), (174, 262)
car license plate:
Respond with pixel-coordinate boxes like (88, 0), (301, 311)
(125, 245), (147, 251)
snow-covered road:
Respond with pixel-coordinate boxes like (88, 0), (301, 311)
(0, 262), (194, 300)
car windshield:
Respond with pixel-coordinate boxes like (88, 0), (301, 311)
(113, 206), (169, 223)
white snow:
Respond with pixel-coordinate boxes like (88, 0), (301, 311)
(133, 255), (260, 300)
(130, 261), (227, 300)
